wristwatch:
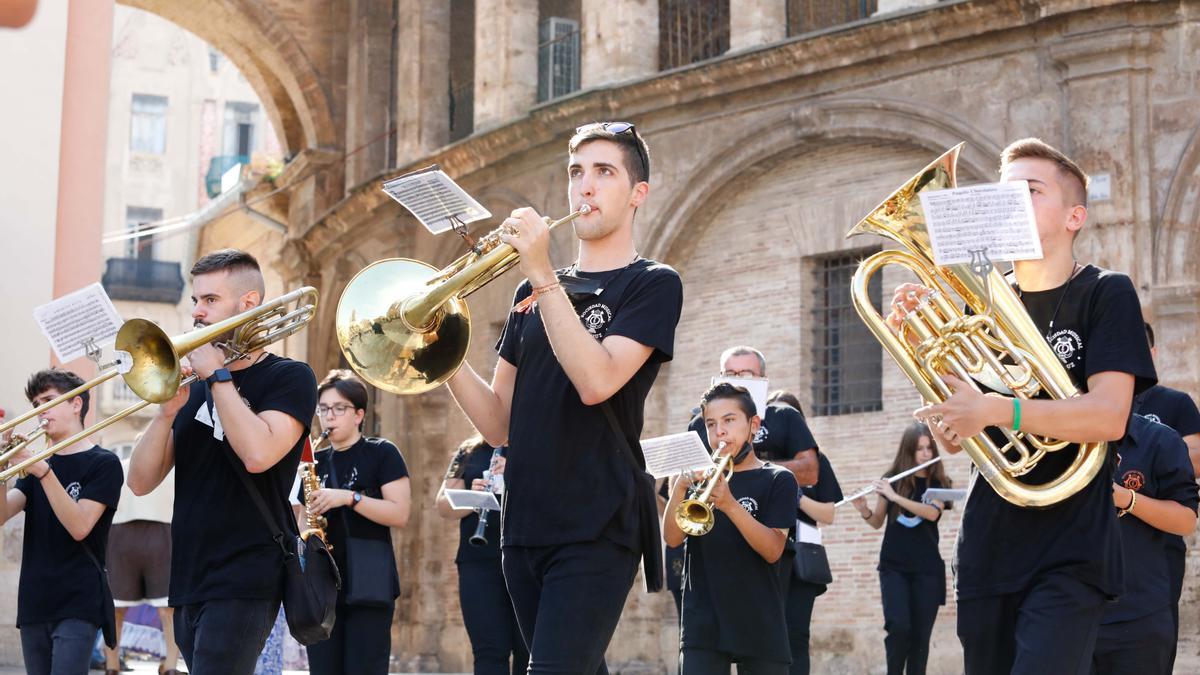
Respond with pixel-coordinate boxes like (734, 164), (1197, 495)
(351, 491), (363, 509)
(206, 368), (233, 386)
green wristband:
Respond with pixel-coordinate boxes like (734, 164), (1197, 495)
(1012, 397), (1022, 432)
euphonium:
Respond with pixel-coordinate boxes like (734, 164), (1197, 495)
(300, 430), (331, 547)
(845, 143), (1106, 508)
(335, 206), (591, 396)
(674, 442), (733, 537)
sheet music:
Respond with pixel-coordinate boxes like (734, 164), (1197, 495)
(444, 489), (502, 511)
(381, 166), (491, 235)
(642, 431), (716, 479)
(33, 283), (124, 363)
(920, 181), (1042, 266)
(710, 375), (769, 418)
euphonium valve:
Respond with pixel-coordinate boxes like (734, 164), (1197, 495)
(674, 442), (733, 537)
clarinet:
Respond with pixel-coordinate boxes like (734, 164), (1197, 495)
(469, 446), (505, 547)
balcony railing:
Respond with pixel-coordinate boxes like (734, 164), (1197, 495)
(205, 154), (249, 198)
(101, 258), (185, 304)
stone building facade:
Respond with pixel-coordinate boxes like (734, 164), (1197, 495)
(50, 0), (1200, 672)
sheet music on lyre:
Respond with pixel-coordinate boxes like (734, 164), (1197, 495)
(920, 181), (1042, 267)
(381, 165), (492, 235)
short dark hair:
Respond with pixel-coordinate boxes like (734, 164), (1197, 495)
(1000, 138), (1089, 208)
(318, 369), (369, 410)
(700, 382), (756, 420)
(1145, 321), (1155, 348)
(25, 368), (88, 424)
(569, 122), (651, 185)
(191, 249), (265, 298)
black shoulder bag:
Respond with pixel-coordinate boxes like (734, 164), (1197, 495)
(224, 447), (341, 645)
(600, 403), (664, 593)
(326, 457), (398, 607)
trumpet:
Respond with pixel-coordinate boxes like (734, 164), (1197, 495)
(335, 205), (592, 395)
(674, 442), (733, 537)
(299, 430), (332, 546)
(0, 287), (319, 482)
(0, 420), (48, 479)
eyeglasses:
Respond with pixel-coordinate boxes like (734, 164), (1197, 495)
(574, 121), (649, 182)
(720, 369), (761, 379)
(317, 404), (355, 417)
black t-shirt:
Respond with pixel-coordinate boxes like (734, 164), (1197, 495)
(956, 265), (1157, 600)
(300, 436), (408, 598)
(688, 404), (819, 484)
(681, 464), (797, 663)
(452, 445), (503, 564)
(878, 476), (945, 575)
(796, 453), (842, 527)
(169, 354), (317, 606)
(1102, 415), (1198, 624)
(15, 446), (122, 627)
(1134, 384), (1200, 553)
(496, 259), (683, 549)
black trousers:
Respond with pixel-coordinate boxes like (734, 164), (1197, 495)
(174, 597), (280, 675)
(957, 571), (1106, 675)
(306, 602), (394, 675)
(879, 569), (944, 675)
(1092, 605), (1174, 675)
(785, 580), (822, 675)
(502, 539), (639, 674)
(458, 559), (529, 675)
(680, 648), (789, 675)
(1166, 544), (1184, 670)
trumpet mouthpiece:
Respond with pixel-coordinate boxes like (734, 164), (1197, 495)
(577, 204), (592, 214)
(717, 441), (727, 450)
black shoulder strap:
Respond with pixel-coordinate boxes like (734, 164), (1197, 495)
(208, 387), (293, 558)
(600, 401), (646, 472)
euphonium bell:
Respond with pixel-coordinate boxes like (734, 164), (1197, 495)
(674, 442), (733, 537)
(845, 144), (1105, 508)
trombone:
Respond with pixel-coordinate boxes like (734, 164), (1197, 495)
(674, 442), (733, 537)
(0, 287), (318, 482)
(335, 205), (591, 395)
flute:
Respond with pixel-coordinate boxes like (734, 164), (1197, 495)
(834, 456), (942, 507)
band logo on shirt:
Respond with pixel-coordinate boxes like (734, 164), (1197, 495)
(738, 496), (758, 516)
(1143, 414), (1162, 424)
(1120, 470), (1145, 492)
(579, 303), (613, 339)
(753, 426), (768, 445)
(1047, 328), (1083, 368)
(65, 481), (82, 501)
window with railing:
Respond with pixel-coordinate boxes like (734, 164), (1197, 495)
(125, 206), (162, 259)
(101, 258), (185, 304)
(786, 0), (878, 36)
(538, 17), (580, 102)
(659, 0), (730, 71)
(130, 94), (168, 154)
(810, 250), (882, 416)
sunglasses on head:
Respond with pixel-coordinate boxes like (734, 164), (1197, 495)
(574, 121), (649, 181)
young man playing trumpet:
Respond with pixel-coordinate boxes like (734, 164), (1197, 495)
(664, 383), (797, 674)
(889, 139), (1157, 674)
(446, 121), (683, 673)
(2, 368), (123, 675)
(128, 249), (317, 675)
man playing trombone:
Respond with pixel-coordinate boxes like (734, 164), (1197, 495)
(445, 121), (683, 673)
(127, 249), (317, 675)
(1, 368), (123, 675)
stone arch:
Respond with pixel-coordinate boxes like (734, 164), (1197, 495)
(644, 97), (1002, 261)
(1156, 122), (1200, 285)
(120, 0), (338, 154)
